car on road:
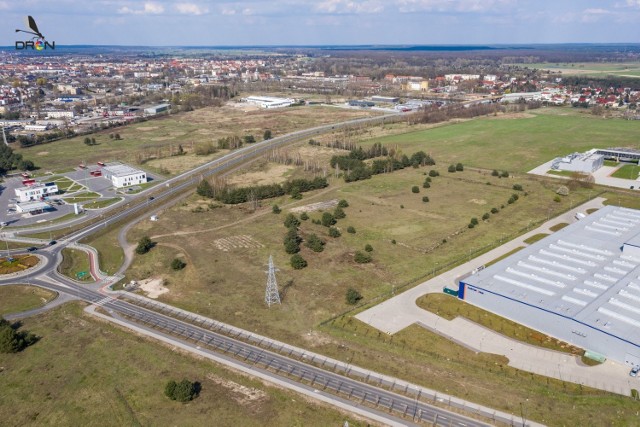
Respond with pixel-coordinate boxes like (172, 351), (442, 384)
(148, 196), (155, 201)
(630, 366), (640, 377)
(27, 246), (38, 252)
(49, 240), (57, 246)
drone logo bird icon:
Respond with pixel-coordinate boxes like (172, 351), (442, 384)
(15, 16), (46, 40)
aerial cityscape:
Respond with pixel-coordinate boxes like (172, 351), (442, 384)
(3, 1), (640, 426)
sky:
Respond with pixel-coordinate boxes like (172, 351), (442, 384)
(2, 0), (640, 46)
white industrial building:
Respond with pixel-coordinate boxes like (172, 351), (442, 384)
(551, 150), (604, 173)
(15, 200), (52, 214)
(242, 96), (294, 109)
(46, 110), (75, 119)
(459, 206), (640, 366)
(102, 162), (147, 188)
(14, 182), (58, 202)
(144, 103), (170, 115)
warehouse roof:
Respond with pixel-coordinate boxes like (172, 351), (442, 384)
(463, 205), (640, 346)
(103, 162), (145, 177)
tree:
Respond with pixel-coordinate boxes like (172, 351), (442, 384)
(364, 244), (373, 252)
(300, 212), (309, 221)
(448, 164), (456, 173)
(244, 135), (256, 144)
(428, 170), (439, 177)
(321, 212), (336, 227)
(456, 163), (464, 171)
(411, 186), (420, 193)
(177, 144), (184, 155)
(422, 196), (429, 203)
(290, 254), (307, 269)
(482, 213), (490, 220)
(171, 258), (186, 270)
(114, 133), (121, 140)
(305, 234), (325, 252)
(491, 170), (500, 177)
(328, 227), (341, 238)
(334, 207), (346, 219)
(354, 251), (372, 263)
(17, 159), (35, 171)
(135, 236), (154, 254)
(501, 170), (509, 178)
(196, 179), (214, 198)
(346, 287), (363, 305)
(272, 205), (281, 214)
(165, 379), (199, 402)
(422, 181), (430, 189)
(84, 137), (91, 146)
(338, 199), (349, 208)
(347, 226), (356, 234)
(0, 317), (37, 353)
(513, 184), (523, 191)
(263, 129), (272, 140)
(283, 213), (300, 229)
(491, 207), (499, 214)
(91, 137), (96, 145)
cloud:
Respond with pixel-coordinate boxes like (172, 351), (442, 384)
(395, 0), (513, 13)
(314, 0), (384, 14)
(626, 0), (640, 7)
(0, 1), (9, 10)
(118, 2), (164, 15)
(221, 7), (236, 15)
(175, 3), (208, 15)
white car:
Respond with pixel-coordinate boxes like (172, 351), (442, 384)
(630, 366), (639, 377)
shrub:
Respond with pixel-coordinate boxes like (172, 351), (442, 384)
(347, 226), (356, 234)
(468, 223), (475, 229)
(556, 186), (570, 196)
(334, 207), (346, 219)
(321, 212), (336, 227)
(171, 258), (186, 270)
(554, 195), (562, 203)
(338, 199), (349, 208)
(400, 205), (404, 209)
(284, 238), (300, 254)
(300, 212), (309, 221)
(470, 217), (479, 225)
(243, 135), (256, 144)
(447, 164), (456, 173)
(354, 251), (372, 263)
(346, 287), (363, 305)
(391, 239), (396, 244)
(263, 129), (272, 140)
(283, 213), (300, 229)
(364, 244), (373, 252)
(513, 184), (523, 191)
(422, 196), (429, 203)
(428, 170), (439, 177)
(196, 179), (214, 198)
(272, 205), (281, 214)
(312, 219), (320, 225)
(456, 163), (464, 171)
(0, 317), (38, 353)
(491, 207), (499, 214)
(482, 213), (490, 221)
(425, 177), (432, 183)
(290, 254), (307, 269)
(165, 379), (199, 402)
(135, 236), (154, 254)
(491, 170), (499, 176)
(328, 227), (341, 238)
(411, 186), (420, 193)
(422, 181), (430, 188)
(501, 170), (509, 178)
(305, 234), (325, 252)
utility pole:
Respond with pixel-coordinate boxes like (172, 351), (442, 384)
(264, 255), (281, 307)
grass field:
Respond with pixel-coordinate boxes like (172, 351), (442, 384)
(16, 105), (378, 176)
(358, 110), (640, 172)
(0, 303), (367, 427)
(611, 164), (640, 180)
(58, 249), (94, 282)
(0, 285), (55, 315)
(82, 198), (122, 209)
(511, 62), (640, 78)
(62, 191), (101, 204)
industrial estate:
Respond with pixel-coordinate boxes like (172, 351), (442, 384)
(4, 30), (640, 427)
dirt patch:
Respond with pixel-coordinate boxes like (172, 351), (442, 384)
(290, 199), (338, 213)
(213, 235), (263, 252)
(138, 277), (168, 299)
(206, 374), (267, 405)
(135, 126), (158, 131)
(301, 330), (338, 348)
(227, 164), (296, 187)
(469, 199), (487, 205)
(36, 151), (49, 156)
(488, 112), (535, 120)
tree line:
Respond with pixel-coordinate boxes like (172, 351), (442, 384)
(0, 144), (36, 174)
(197, 176), (329, 204)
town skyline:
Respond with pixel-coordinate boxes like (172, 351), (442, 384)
(2, 1), (640, 46)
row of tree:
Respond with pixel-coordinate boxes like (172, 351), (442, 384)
(331, 149), (436, 183)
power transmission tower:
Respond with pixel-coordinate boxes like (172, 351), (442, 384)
(264, 255), (281, 307)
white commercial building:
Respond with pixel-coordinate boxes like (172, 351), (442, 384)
(243, 96), (294, 109)
(460, 206), (640, 366)
(46, 110), (75, 119)
(14, 183), (58, 202)
(551, 150), (604, 174)
(102, 162), (147, 188)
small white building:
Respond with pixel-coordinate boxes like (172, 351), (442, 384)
(102, 162), (147, 188)
(14, 183), (58, 202)
(15, 200), (51, 214)
(46, 110), (75, 119)
(551, 151), (604, 173)
(242, 96), (294, 109)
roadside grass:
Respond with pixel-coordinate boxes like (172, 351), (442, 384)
(321, 318), (636, 427)
(603, 191), (640, 209)
(356, 109), (640, 172)
(0, 255), (39, 274)
(82, 198), (122, 209)
(0, 302), (365, 427)
(16, 105), (378, 175)
(611, 164), (640, 180)
(416, 293), (582, 354)
(523, 233), (549, 244)
(547, 170), (574, 177)
(484, 247), (525, 268)
(0, 285), (56, 315)
(62, 191), (100, 204)
(85, 231), (125, 276)
(0, 240), (33, 250)
(549, 222), (569, 232)
(58, 248), (94, 282)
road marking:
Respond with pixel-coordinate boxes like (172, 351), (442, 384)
(93, 296), (113, 307)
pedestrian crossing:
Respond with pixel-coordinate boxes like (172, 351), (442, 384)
(93, 296), (113, 307)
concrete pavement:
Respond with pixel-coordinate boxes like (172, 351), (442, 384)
(356, 197), (640, 397)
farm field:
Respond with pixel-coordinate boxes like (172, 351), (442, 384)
(510, 62), (640, 78)
(0, 303), (366, 427)
(15, 104), (378, 176)
(0, 285), (56, 315)
(358, 109), (640, 172)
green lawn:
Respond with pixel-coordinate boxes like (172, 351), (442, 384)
(62, 192), (100, 204)
(58, 248), (94, 282)
(358, 110), (640, 172)
(523, 233), (549, 244)
(82, 198), (122, 209)
(510, 62), (640, 78)
(611, 164), (640, 180)
(0, 285), (56, 315)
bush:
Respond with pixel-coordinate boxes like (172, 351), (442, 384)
(501, 170), (509, 178)
(556, 186), (570, 196)
(321, 212), (336, 227)
(491, 207), (499, 214)
(448, 164), (456, 173)
(468, 223), (475, 229)
(305, 234), (325, 252)
(171, 258), (186, 270)
(470, 217), (479, 226)
(0, 318), (38, 353)
(165, 379), (199, 402)
(346, 287), (363, 305)
(422, 181), (430, 188)
(428, 170), (439, 177)
(290, 254), (307, 269)
(425, 177), (432, 183)
(482, 213), (490, 221)
(513, 184), (523, 191)
(300, 212), (309, 221)
(411, 185), (420, 193)
(243, 135), (256, 144)
(338, 199), (349, 208)
(391, 239), (396, 244)
(491, 170), (499, 177)
(135, 236), (154, 254)
(354, 251), (372, 263)
(272, 205), (281, 214)
(364, 244), (373, 252)
(347, 226), (356, 234)
(263, 129), (272, 140)
(456, 163), (464, 171)
(554, 195), (562, 203)
(284, 213), (300, 229)
(328, 227), (341, 238)
(422, 196), (429, 203)
(334, 207), (346, 219)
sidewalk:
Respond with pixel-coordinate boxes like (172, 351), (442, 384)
(356, 197), (638, 397)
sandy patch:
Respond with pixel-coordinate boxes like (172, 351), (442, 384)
(37, 151), (49, 156)
(469, 199), (487, 205)
(227, 163), (295, 187)
(138, 277), (168, 299)
(489, 113), (535, 120)
(290, 199), (338, 213)
(214, 235), (263, 252)
(135, 126), (158, 131)
(206, 374), (267, 404)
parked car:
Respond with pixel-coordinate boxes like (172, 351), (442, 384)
(27, 246), (38, 252)
(630, 366), (640, 377)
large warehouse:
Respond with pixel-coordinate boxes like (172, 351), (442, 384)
(459, 206), (640, 366)
(102, 162), (147, 188)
